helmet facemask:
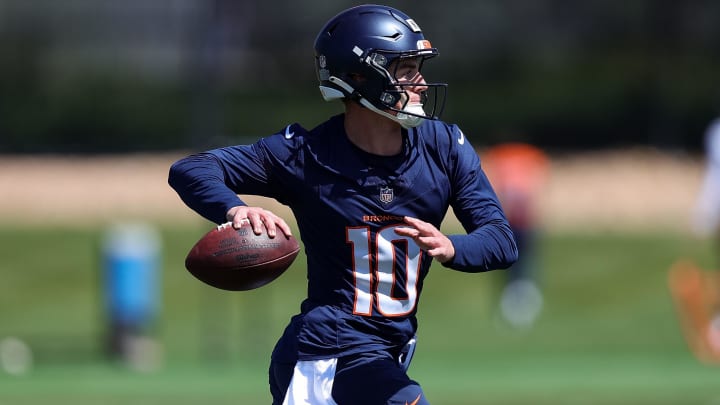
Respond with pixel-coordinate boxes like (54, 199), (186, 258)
(322, 48), (447, 129)
(378, 51), (446, 128)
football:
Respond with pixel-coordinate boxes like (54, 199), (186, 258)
(185, 221), (300, 291)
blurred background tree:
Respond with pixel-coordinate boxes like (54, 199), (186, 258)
(1, 0), (719, 153)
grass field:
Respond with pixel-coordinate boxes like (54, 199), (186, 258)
(1, 225), (720, 404)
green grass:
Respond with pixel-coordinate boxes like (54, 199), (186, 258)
(1, 225), (720, 404)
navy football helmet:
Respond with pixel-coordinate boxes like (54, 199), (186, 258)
(314, 5), (447, 128)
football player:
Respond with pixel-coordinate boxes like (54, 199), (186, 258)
(169, 5), (518, 404)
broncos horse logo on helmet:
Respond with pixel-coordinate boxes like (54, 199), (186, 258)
(314, 4), (447, 128)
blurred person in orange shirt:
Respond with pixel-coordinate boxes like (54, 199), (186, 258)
(482, 142), (549, 329)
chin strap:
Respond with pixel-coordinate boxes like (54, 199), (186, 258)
(358, 98), (424, 129)
(321, 77), (426, 129)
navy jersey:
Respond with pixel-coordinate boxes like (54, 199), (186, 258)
(169, 114), (517, 361)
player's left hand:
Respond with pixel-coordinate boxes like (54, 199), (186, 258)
(395, 216), (455, 263)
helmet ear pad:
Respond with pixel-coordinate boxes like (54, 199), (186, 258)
(342, 67), (406, 112)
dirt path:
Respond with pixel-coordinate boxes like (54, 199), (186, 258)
(0, 149), (704, 232)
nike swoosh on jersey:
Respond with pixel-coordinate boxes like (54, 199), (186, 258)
(457, 130), (465, 145)
(284, 125), (295, 139)
(406, 394), (422, 405)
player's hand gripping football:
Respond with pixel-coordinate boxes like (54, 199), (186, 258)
(395, 216), (455, 263)
(226, 205), (293, 238)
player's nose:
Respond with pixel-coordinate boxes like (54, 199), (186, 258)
(406, 76), (428, 102)
(409, 74), (428, 92)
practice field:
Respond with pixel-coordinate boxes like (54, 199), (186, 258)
(1, 150), (718, 404)
(1, 226), (719, 404)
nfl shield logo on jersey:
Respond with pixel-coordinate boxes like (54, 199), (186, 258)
(379, 186), (394, 204)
